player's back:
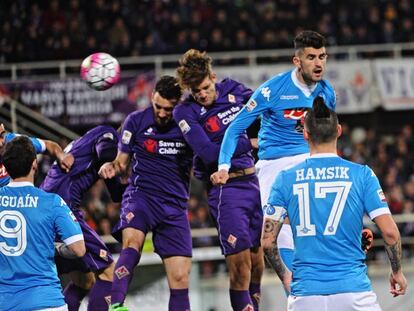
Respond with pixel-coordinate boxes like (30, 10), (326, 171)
(274, 154), (387, 296)
(0, 183), (73, 310)
(41, 125), (118, 207)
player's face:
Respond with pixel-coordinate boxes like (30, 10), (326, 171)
(152, 92), (176, 127)
(294, 47), (327, 84)
(191, 75), (217, 107)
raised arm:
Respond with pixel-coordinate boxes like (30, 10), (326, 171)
(43, 139), (74, 172)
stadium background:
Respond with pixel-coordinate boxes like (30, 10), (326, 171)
(1, 0), (414, 310)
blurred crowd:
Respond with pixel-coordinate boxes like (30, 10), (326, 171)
(2, 0), (414, 63)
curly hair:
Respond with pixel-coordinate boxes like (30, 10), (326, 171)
(176, 49), (213, 90)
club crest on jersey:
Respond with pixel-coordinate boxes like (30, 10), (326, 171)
(115, 265), (130, 279)
(377, 190), (387, 202)
(260, 87), (271, 101)
(178, 120), (191, 134)
(205, 116), (221, 133)
(245, 100), (257, 112)
(227, 234), (237, 248)
(228, 94), (236, 103)
(122, 130), (132, 144)
(143, 139), (158, 153)
(126, 212), (135, 223)
(242, 304), (254, 311)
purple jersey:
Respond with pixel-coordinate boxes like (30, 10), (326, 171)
(41, 125), (119, 209)
(119, 107), (192, 204)
(173, 78), (254, 179)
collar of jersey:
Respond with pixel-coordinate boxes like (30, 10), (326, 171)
(291, 69), (318, 97)
(310, 153), (339, 158)
(8, 181), (34, 187)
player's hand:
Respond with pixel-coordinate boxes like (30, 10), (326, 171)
(99, 162), (116, 179)
(210, 169), (229, 185)
(59, 153), (74, 173)
(361, 228), (374, 254)
(250, 138), (259, 149)
(389, 270), (407, 297)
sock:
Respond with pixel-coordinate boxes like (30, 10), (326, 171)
(111, 247), (141, 305)
(249, 283), (261, 311)
(64, 282), (89, 311)
(169, 288), (190, 311)
(230, 289), (253, 311)
(87, 279), (112, 311)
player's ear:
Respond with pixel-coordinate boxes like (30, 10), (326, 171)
(293, 55), (301, 69)
(32, 159), (38, 173)
(210, 72), (217, 83)
(337, 124), (342, 138)
(303, 129), (309, 141)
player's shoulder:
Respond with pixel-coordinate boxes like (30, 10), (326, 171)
(174, 97), (199, 117)
(261, 70), (292, 88)
(318, 78), (335, 93)
(218, 78), (246, 91)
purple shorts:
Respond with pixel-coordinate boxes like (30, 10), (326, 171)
(56, 209), (113, 274)
(208, 174), (263, 255)
(112, 188), (192, 258)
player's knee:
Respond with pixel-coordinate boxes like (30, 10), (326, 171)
(97, 262), (115, 282)
(228, 261), (251, 287)
(170, 270), (190, 288)
(72, 272), (96, 290)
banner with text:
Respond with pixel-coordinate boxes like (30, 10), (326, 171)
(0, 72), (155, 126)
(375, 59), (414, 110)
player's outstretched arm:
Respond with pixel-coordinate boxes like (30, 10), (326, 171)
(374, 214), (407, 297)
(261, 205), (292, 293)
(44, 139), (74, 172)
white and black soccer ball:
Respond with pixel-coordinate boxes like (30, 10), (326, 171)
(80, 52), (120, 91)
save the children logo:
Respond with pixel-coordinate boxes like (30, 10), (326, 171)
(143, 139), (158, 153)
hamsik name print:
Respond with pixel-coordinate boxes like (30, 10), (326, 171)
(296, 166), (350, 181)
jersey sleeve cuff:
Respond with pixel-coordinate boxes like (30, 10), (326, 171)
(63, 234), (84, 245)
(369, 207), (391, 220)
(39, 139), (46, 153)
(218, 164), (230, 172)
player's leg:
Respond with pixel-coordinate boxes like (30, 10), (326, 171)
(110, 227), (145, 310)
(87, 262), (115, 311)
(208, 175), (260, 311)
(164, 256), (192, 311)
(248, 194), (265, 311)
(249, 246), (264, 310)
(154, 201), (193, 311)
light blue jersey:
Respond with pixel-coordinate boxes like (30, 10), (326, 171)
(0, 133), (46, 187)
(0, 181), (83, 311)
(265, 154), (390, 296)
(218, 69), (336, 169)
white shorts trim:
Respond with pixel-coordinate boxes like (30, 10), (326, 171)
(288, 291), (381, 311)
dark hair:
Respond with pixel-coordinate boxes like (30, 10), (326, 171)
(304, 96), (338, 144)
(155, 75), (182, 102)
(294, 30), (327, 51)
(176, 49), (213, 90)
(3, 136), (36, 179)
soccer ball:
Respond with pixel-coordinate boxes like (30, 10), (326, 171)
(80, 52), (120, 91)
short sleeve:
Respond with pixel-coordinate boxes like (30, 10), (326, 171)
(362, 166), (391, 220)
(53, 195), (83, 245)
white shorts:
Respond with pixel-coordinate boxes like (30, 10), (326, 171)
(37, 305), (68, 311)
(288, 291), (382, 311)
(256, 153), (309, 250)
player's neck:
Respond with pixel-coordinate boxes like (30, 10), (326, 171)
(12, 172), (35, 184)
(309, 142), (337, 155)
